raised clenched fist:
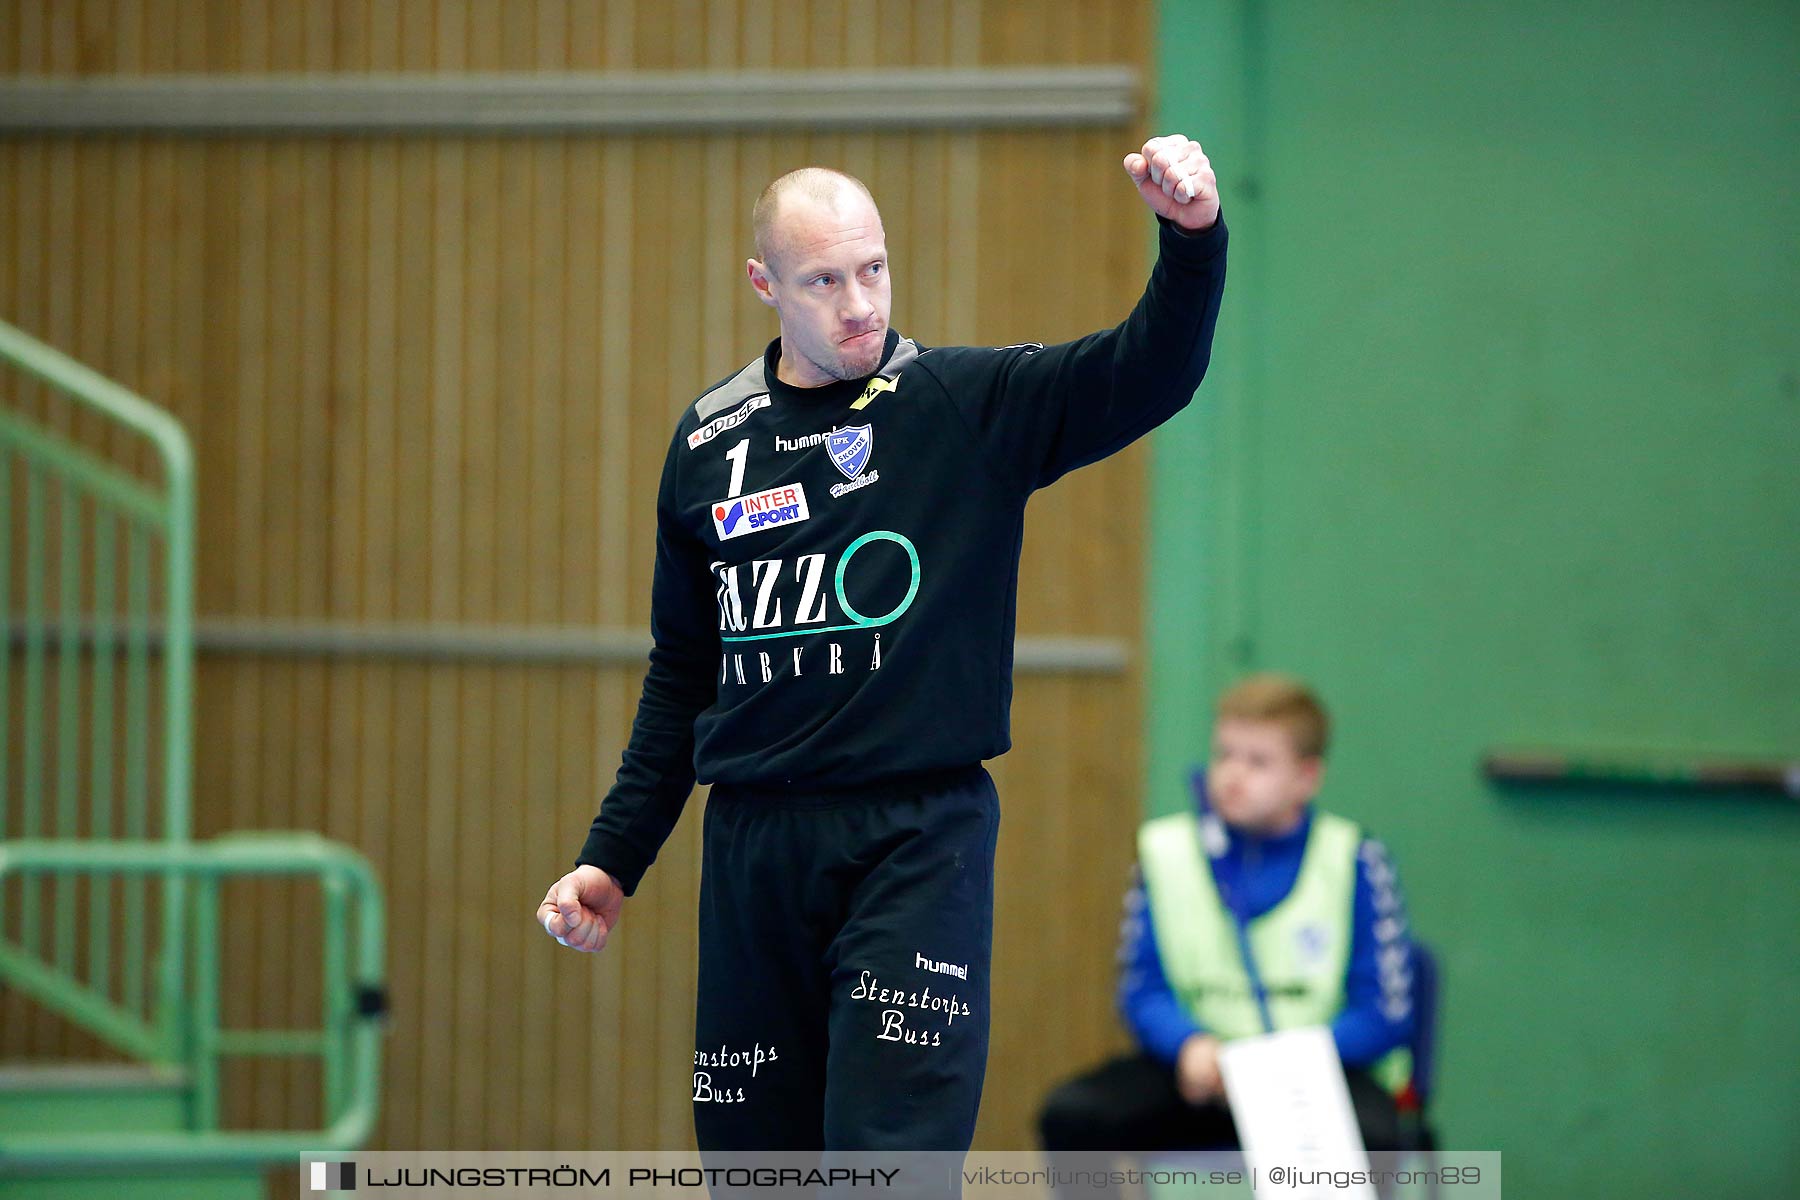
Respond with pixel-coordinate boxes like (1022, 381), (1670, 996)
(1124, 134), (1220, 232)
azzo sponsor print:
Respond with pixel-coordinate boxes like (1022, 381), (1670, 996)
(712, 529), (921, 688)
(711, 483), (811, 541)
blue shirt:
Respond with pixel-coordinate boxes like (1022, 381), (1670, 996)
(1117, 772), (1415, 1067)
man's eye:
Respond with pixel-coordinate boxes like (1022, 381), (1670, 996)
(866, 263), (884, 277)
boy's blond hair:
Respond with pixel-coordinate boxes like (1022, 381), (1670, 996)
(1215, 673), (1330, 760)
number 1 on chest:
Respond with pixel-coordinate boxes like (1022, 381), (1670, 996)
(725, 438), (749, 498)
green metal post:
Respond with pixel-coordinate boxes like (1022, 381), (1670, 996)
(189, 873), (221, 1131)
(20, 463), (46, 955)
(158, 419), (196, 1066)
(0, 451), (7, 953)
(90, 510), (117, 997)
(54, 483), (81, 972)
(0, 450), (9, 880)
(123, 523), (150, 1020)
(322, 876), (350, 1123)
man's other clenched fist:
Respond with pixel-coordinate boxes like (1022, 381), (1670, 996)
(537, 865), (624, 954)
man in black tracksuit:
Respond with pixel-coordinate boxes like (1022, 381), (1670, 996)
(538, 135), (1228, 1153)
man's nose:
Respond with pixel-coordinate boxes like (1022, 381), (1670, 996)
(842, 281), (875, 325)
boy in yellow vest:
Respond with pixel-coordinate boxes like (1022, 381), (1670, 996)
(1039, 673), (1414, 1154)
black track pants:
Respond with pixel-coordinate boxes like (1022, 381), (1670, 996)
(692, 765), (999, 1153)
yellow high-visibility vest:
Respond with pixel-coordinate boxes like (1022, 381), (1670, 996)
(1138, 808), (1411, 1094)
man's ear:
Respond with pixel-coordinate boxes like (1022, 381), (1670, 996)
(746, 258), (779, 308)
(1302, 757), (1326, 797)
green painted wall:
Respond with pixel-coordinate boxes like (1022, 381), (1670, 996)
(1148, 3), (1800, 1195)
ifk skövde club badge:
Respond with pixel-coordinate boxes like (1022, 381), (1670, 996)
(827, 424), (873, 480)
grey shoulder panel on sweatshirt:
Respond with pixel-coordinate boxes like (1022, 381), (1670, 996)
(844, 337), (923, 409)
(881, 336), (921, 379)
(696, 337), (923, 421)
(693, 357), (769, 422)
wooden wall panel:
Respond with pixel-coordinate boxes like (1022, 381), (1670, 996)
(1, 0), (1171, 1170)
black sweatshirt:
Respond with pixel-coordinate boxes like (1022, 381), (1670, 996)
(578, 214), (1228, 894)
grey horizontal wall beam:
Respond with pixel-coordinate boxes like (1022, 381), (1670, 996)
(0, 68), (1139, 135)
(10, 618), (1129, 674)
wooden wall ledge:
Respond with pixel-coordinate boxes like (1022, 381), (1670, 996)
(0, 68), (1139, 135)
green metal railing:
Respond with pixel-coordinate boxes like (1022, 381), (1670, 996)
(0, 317), (196, 1062)
(0, 834), (386, 1168)
(2, 319), (383, 1167)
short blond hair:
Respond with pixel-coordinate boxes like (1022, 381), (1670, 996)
(751, 166), (876, 272)
(1215, 673), (1330, 760)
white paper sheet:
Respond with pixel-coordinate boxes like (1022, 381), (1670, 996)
(1217, 1025), (1375, 1200)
